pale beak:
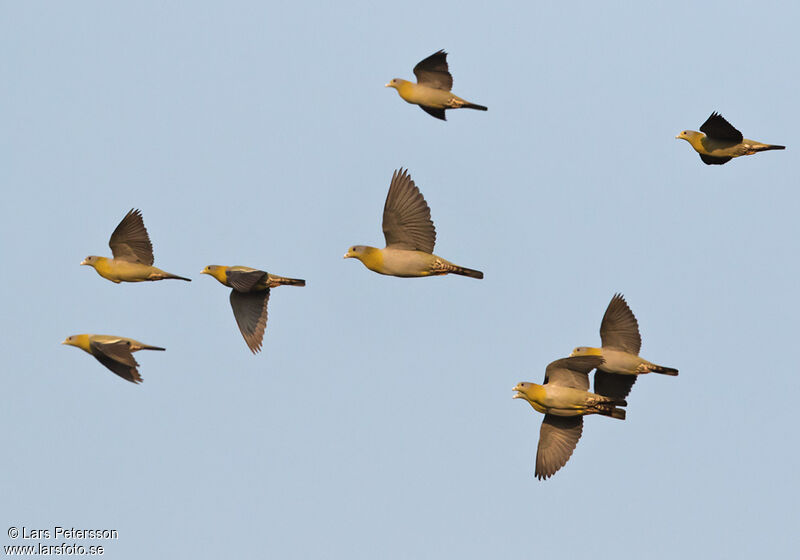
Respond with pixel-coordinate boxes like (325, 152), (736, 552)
(343, 253), (350, 259)
(80, 259), (88, 265)
(674, 134), (680, 139)
(384, 82), (391, 87)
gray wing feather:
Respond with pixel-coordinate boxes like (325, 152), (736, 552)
(543, 356), (603, 390)
(382, 168), (436, 253)
(108, 209), (154, 265)
(412, 50), (453, 91)
(229, 289), (269, 354)
(227, 269), (267, 292)
(90, 340), (142, 383)
(536, 415), (583, 480)
(600, 293), (641, 354)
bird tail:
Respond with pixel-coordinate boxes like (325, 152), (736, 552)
(608, 408), (626, 420)
(463, 102), (488, 111)
(596, 396), (627, 420)
(165, 273), (192, 282)
(651, 364), (679, 376)
(142, 345), (166, 351)
(449, 265), (484, 279)
(753, 144), (785, 152)
(274, 276), (306, 287)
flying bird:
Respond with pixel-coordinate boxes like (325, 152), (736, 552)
(81, 209), (191, 282)
(513, 356), (627, 480)
(62, 334), (164, 384)
(385, 50), (487, 121)
(201, 265), (305, 353)
(344, 168), (483, 279)
(676, 112), (785, 165)
(571, 293), (678, 400)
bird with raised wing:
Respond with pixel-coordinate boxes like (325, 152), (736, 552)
(386, 50), (487, 121)
(81, 209), (191, 282)
(62, 334), (165, 384)
(513, 356), (626, 480)
(676, 112), (784, 165)
(571, 294), (678, 401)
(201, 265), (305, 354)
(344, 168), (483, 279)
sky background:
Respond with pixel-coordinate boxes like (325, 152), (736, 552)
(2, 1), (799, 558)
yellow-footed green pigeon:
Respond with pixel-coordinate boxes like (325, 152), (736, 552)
(676, 112), (784, 165)
(386, 50), (487, 121)
(81, 209), (191, 282)
(201, 265), (305, 354)
(62, 334), (165, 384)
(344, 168), (483, 279)
(513, 356), (626, 480)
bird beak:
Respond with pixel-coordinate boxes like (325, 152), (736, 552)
(512, 385), (522, 398)
(674, 134), (680, 139)
(60, 339), (68, 345)
(80, 259), (88, 266)
(343, 253), (351, 259)
(200, 270), (208, 275)
(384, 82), (391, 88)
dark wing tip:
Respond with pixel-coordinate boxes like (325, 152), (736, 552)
(420, 106), (447, 120)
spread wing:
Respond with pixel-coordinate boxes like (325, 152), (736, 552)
(594, 371), (637, 400)
(535, 415), (583, 480)
(229, 289), (269, 354)
(226, 269), (267, 292)
(600, 293), (641, 354)
(700, 112), (743, 143)
(90, 339), (142, 384)
(413, 50), (453, 91)
(543, 356), (603, 390)
(108, 209), (154, 264)
(382, 168), (436, 253)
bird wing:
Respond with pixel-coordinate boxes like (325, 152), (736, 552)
(229, 289), (269, 353)
(90, 339), (142, 383)
(699, 112), (743, 143)
(699, 153), (732, 165)
(535, 414), (583, 480)
(413, 50), (453, 91)
(599, 293), (641, 354)
(543, 356), (602, 391)
(382, 168), (436, 253)
(108, 209), (154, 265)
(226, 269), (267, 292)
(594, 371), (637, 400)
(419, 106), (447, 121)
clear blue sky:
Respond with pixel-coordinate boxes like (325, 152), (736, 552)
(2, 2), (798, 558)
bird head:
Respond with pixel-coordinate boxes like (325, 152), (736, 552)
(512, 382), (547, 412)
(512, 382), (532, 400)
(200, 265), (228, 284)
(343, 245), (368, 259)
(62, 334), (90, 352)
(385, 78), (406, 89)
(675, 130), (701, 142)
(80, 256), (101, 267)
(570, 346), (604, 358)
